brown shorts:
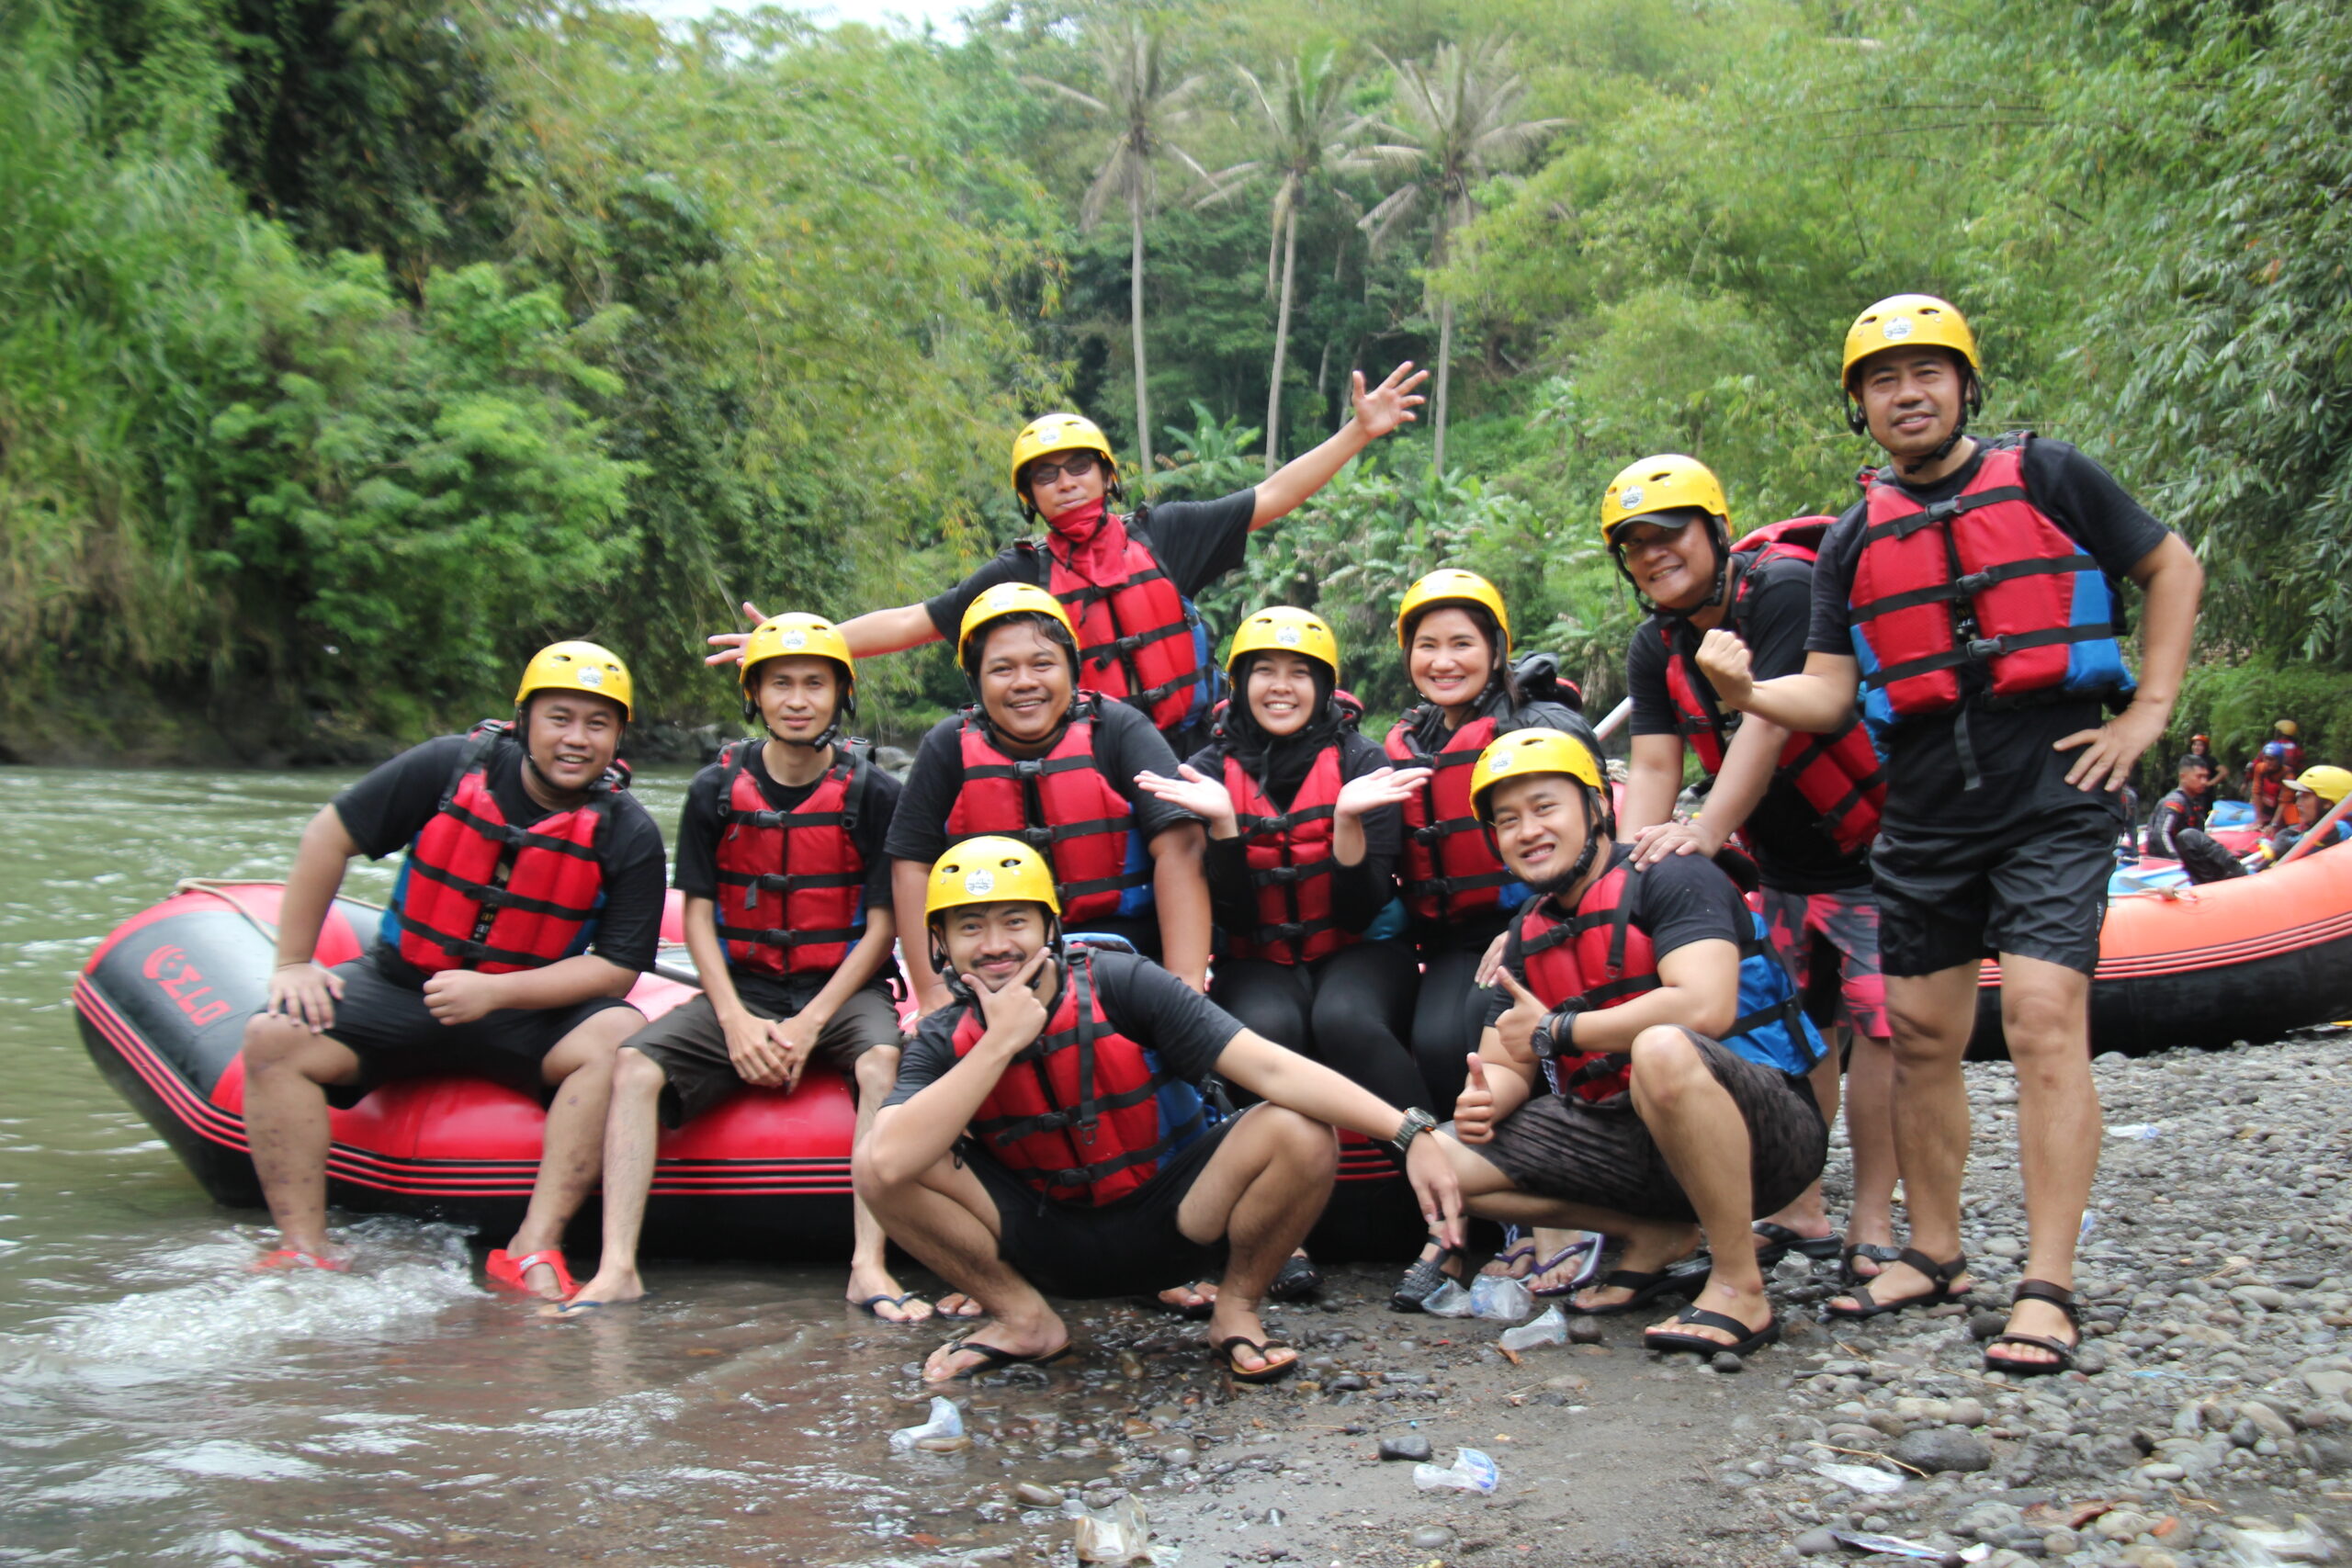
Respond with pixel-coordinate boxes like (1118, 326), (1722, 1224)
(622, 986), (902, 1126)
(1476, 1031), (1826, 1223)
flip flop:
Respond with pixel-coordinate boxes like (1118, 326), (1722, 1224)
(1216, 1336), (1300, 1385)
(1751, 1223), (1844, 1268)
(1823, 1249), (1970, 1321)
(1480, 1227), (1535, 1279)
(1390, 1242), (1464, 1312)
(250, 1247), (348, 1274)
(852, 1292), (932, 1322)
(1267, 1255), (1322, 1302)
(925, 1337), (1075, 1382)
(542, 1293), (646, 1319)
(486, 1247), (577, 1298)
(1644, 1304), (1781, 1359)
(1563, 1267), (1696, 1316)
(1528, 1236), (1604, 1297)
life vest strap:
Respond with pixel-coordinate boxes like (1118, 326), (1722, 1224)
(974, 1076), (1166, 1142)
(394, 914), (582, 972)
(1247, 859), (1336, 889)
(401, 858), (605, 923)
(439, 797), (607, 863)
(1029, 1120), (1205, 1194)
(714, 867), (865, 891)
(1849, 551), (2098, 625)
(715, 920), (865, 949)
(1238, 804), (1337, 837)
(1863, 482), (2030, 544)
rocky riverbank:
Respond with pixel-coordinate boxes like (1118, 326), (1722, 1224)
(870, 1031), (2352, 1567)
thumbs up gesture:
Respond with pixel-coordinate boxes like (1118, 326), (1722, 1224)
(1453, 1053), (1498, 1145)
(1493, 968), (1547, 1064)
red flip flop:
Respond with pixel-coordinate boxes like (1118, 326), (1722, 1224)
(251, 1247), (349, 1274)
(486, 1247), (577, 1297)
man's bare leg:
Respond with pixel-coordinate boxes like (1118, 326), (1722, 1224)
(1992, 953), (2099, 1363)
(856, 1148), (1064, 1382)
(1843, 1029), (1900, 1273)
(843, 1045), (935, 1324)
(240, 1014), (364, 1261)
(549, 1044), (666, 1314)
(1171, 1107), (1337, 1376)
(1828, 964), (1978, 1313)
(502, 1007), (634, 1299)
(1755, 1033), (1844, 1251)
(1619, 1026), (1773, 1346)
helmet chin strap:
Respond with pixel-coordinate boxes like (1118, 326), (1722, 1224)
(1894, 371), (1984, 478)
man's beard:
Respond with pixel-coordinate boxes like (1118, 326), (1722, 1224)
(1524, 856), (1591, 903)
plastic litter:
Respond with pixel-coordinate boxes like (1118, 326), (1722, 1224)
(1831, 1531), (1962, 1563)
(888, 1395), (962, 1451)
(1469, 1272), (1535, 1321)
(1072, 1495), (1157, 1563)
(2107, 1122), (2162, 1141)
(2211, 1517), (2342, 1566)
(1498, 1304), (1568, 1351)
(1419, 1280), (1477, 1317)
(1412, 1447), (1499, 1493)
(1811, 1460), (1904, 1495)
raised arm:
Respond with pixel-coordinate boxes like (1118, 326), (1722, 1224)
(704, 599), (942, 667)
(1250, 362), (1430, 529)
(1698, 635), (1863, 737)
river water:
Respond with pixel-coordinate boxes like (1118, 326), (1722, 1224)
(0, 766), (1242, 1567)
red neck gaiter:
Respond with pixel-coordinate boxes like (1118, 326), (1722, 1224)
(1044, 500), (1129, 581)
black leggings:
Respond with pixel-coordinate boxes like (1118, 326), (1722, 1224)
(1409, 922), (1508, 1111)
(1211, 941), (1424, 1111)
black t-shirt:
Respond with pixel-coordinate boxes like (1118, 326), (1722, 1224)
(1482, 849), (1749, 1029)
(884, 948), (1245, 1109)
(885, 697), (1194, 867)
(2144, 785), (2211, 859)
(1185, 728), (1403, 942)
(1804, 436), (2175, 835)
(672, 741), (903, 1010)
(332, 732), (668, 975)
(1629, 553), (1872, 894)
(921, 491), (1259, 641)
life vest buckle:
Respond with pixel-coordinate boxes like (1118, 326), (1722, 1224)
(1016, 825), (1054, 848)
(1953, 570), (1995, 596)
(1923, 496), (1964, 524)
(1965, 636), (2006, 660)
(1012, 758), (1045, 779)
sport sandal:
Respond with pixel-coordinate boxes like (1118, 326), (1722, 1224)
(1984, 1279), (2083, 1377)
(1823, 1248), (1970, 1321)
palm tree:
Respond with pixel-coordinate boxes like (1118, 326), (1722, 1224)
(1357, 37), (1563, 473)
(1027, 19), (1216, 476)
(1201, 45), (1362, 473)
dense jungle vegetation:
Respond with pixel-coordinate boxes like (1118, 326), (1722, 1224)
(4, 0), (2348, 767)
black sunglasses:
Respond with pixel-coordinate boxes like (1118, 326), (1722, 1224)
(1024, 450), (1102, 488)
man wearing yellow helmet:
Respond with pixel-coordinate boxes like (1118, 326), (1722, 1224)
(556, 616), (936, 1323)
(858, 838), (1462, 1384)
(1697, 294), (2204, 1377)
(239, 642), (667, 1295)
(1388, 729), (1827, 1360)
(703, 362), (1429, 754)
(2269, 766), (2351, 860)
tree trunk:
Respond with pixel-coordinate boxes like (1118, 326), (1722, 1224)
(1433, 297), (1453, 476)
(1264, 203), (1298, 476)
(1130, 183), (1154, 476)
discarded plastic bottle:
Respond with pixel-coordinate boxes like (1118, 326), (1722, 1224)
(1469, 1273), (1535, 1322)
(888, 1395), (963, 1451)
(1413, 1447), (1500, 1493)
(1498, 1304), (1567, 1351)
(1073, 1495), (1153, 1563)
(1419, 1280), (1476, 1317)
(2107, 1122), (2162, 1141)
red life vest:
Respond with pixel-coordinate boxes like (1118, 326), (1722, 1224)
(1223, 745), (1353, 965)
(1657, 518), (1886, 856)
(949, 950), (1207, 1205)
(944, 696), (1152, 924)
(1384, 710), (1522, 925)
(390, 723), (614, 975)
(1044, 513), (1211, 734)
(1847, 434), (2132, 728)
(1509, 865), (1658, 1102)
(710, 739), (869, 977)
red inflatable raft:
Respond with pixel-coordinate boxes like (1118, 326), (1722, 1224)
(73, 882), (1417, 1261)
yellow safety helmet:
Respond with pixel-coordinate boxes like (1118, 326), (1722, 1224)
(925, 835), (1062, 919)
(1841, 293), (1980, 391)
(1469, 728), (1605, 822)
(1396, 569), (1511, 654)
(2276, 718), (2300, 738)
(956, 581), (1080, 667)
(1227, 606), (1340, 684)
(515, 640), (633, 721)
(1600, 454), (1730, 547)
(1010, 412), (1118, 500)
(740, 613), (855, 699)
(2287, 766), (2350, 807)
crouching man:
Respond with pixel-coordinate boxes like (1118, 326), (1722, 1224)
(854, 836), (1461, 1384)
(1436, 729), (1829, 1359)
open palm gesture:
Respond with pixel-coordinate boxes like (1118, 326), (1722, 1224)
(1350, 362), (1430, 441)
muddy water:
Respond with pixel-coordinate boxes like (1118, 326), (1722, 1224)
(0, 766), (1240, 1566)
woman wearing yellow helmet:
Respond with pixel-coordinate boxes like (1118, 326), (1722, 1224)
(701, 363), (1430, 755)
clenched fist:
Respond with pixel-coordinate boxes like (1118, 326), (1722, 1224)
(1694, 627), (1756, 709)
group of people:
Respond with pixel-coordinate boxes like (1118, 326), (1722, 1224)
(241, 292), (2215, 1385)
(2140, 721), (2348, 883)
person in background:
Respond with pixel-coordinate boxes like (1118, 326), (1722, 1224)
(554, 616), (935, 1322)
(2272, 719), (2305, 777)
(2252, 767), (2352, 866)
(2247, 740), (2298, 835)
(240, 643), (664, 1297)
(2144, 753), (2222, 874)
(2187, 732), (2227, 790)
(704, 367), (1429, 758)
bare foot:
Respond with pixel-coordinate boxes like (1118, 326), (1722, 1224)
(933, 1292), (986, 1319)
(1569, 1224), (1700, 1313)
(846, 1262), (933, 1324)
(1989, 1295), (2077, 1367)
(1157, 1280), (1218, 1314)
(922, 1314), (1068, 1382)
(544, 1264), (644, 1318)
(1204, 1301), (1294, 1380)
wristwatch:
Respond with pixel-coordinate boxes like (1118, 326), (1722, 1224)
(1389, 1106), (1439, 1163)
(1529, 999), (1588, 1060)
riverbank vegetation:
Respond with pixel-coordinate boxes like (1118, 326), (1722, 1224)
(4, 0), (2346, 767)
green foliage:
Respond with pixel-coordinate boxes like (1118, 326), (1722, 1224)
(2173, 659), (2352, 781)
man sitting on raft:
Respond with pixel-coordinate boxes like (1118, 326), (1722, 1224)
(1416, 729), (1830, 1360)
(557, 615), (931, 1321)
(854, 837), (1462, 1384)
(240, 643), (666, 1295)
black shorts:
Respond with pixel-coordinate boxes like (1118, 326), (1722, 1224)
(966, 1110), (1246, 1298)
(623, 985), (902, 1126)
(1870, 800), (2117, 976)
(319, 953), (642, 1108)
(1477, 1032), (1826, 1223)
